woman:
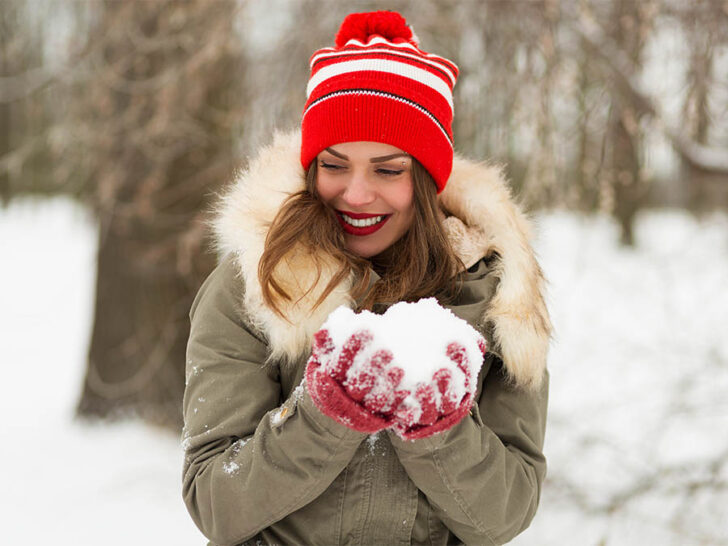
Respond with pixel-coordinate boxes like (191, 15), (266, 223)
(183, 11), (551, 546)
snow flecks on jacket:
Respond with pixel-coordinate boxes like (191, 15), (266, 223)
(222, 439), (251, 476)
(291, 383), (305, 404)
(185, 362), (203, 387)
(231, 438), (249, 455)
(222, 461), (240, 475)
(366, 431), (387, 456)
(181, 428), (191, 452)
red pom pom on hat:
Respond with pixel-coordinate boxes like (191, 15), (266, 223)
(335, 10), (417, 47)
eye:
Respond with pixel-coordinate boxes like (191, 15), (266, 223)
(320, 161), (345, 171)
(376, 167), (404, 177)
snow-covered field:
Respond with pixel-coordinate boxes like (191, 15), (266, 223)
(0, 198), (205, 545)
(514, 211), (728, 546)
(1, 197), (727, 545)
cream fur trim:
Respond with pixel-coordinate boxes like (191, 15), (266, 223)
(214, 130), (354, 363)
(441, 156), (552, 390)
(214, 130), (551, 390)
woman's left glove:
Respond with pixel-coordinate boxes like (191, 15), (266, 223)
(305, 327), (406, 434)
(391, 338), (487, 440)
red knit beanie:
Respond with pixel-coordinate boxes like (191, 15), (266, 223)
(300, 11), (459, 193)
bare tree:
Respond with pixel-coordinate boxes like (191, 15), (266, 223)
(0, 2), (16, 202)
(0, 1), (48, 202)
(72, 0), (247, 428)
(605, 0), (653, 245)
(572, 2), (728, 175)
(677, 0), (728, 211)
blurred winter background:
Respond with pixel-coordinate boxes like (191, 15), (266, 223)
(1, 0), (727, 544)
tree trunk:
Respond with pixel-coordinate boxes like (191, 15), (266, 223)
(77, 211), (211, 428)
(0, 91), (9, 205)
(682, 12), (717, 212)
(75, 0), (244, 429)
(609, 102), (642, 246)
(0, 4), (14, 202)
(607, 0), (652, 246)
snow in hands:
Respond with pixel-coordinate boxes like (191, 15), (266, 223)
(309, 298), (487, 439)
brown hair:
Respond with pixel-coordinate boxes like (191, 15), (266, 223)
(258, 157), (463, 318)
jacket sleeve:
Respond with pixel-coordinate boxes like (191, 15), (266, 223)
(181, 256), (366, 546)
(388, 353), (548, 545)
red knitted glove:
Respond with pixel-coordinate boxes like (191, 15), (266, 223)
(305, 327), (407, 434)
(391, 337), (487, 440)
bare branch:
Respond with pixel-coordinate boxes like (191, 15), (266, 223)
(0, 66), (58, 103)
(571, 12), (728, 174)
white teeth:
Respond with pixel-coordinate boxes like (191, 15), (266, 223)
(341, 214), (384, 227)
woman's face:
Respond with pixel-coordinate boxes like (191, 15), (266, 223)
(315, 141), (416, 258)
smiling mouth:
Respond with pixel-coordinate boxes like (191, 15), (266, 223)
(336, 211), (390, 236)
(340, 213), (385, 227)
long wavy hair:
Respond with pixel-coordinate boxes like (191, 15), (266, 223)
(258, 156), (463, 317)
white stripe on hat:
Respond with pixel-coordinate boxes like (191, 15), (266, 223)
(309, 47), (457, 85)
(306, 58), (454, 110)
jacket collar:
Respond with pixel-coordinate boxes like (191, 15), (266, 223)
(214, 130), (551, 390)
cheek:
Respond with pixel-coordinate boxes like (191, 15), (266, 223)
(393, 180), (415, 218)
(400, 202), (416, 231)
(315, 173), (337, 201)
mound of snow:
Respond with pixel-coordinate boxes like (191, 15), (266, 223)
(321, 298), (485, 400)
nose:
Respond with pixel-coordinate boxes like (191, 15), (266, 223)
(341, 171), (376, 208)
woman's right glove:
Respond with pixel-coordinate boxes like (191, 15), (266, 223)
(305, 327), (407, 434)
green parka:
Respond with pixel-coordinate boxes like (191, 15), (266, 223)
(182, 131), (552, 546)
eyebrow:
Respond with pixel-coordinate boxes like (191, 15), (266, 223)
(324, 148), (410, 163)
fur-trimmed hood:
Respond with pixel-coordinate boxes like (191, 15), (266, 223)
(214, 130), (551, 390)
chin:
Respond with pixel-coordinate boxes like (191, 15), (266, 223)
(346, 243), (382, 258)
(344, 235), (387, 258)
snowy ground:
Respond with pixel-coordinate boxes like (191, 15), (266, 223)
(0, 198), (205, 545)
(513, 210), (728, 546)
(1, 197), (726, 545)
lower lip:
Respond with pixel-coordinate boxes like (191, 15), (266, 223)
(336, 213), (390, 236)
